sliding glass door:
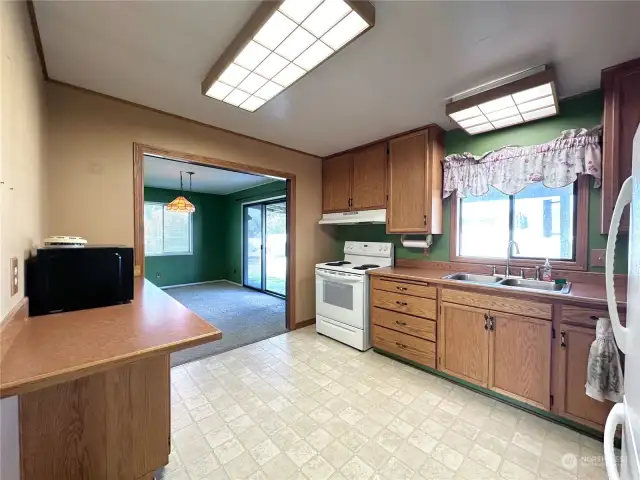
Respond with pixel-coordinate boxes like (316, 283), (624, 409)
(243, 199), (287, 296)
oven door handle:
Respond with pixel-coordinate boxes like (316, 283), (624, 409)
(316, 271), (363, 283)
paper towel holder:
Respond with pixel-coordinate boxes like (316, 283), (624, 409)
(400, 234), (433, 254)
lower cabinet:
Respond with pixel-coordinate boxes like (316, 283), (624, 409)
(440, 303), (552, 409)
(439, 303), (490, 387)
(489, 312), (552, 410)
(555, 323), (615, 430)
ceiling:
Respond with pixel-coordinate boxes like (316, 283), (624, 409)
(34, 1), (640, 156)
(143, 155), (279, 195)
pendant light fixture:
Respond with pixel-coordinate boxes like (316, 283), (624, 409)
(167, 171), (196, 213)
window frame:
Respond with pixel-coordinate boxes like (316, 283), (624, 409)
(449, 175), (589, 271)
(144, 201), (193, 257)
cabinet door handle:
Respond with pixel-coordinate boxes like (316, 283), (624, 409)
(395, 320), (407, 326)
(395, 301), (408, 306)
(396, 286), (408, 291)
(560, 330), (567, 348)
(489, 316), (495, 331)
(484, 313), (489, 330)
(395, 342), (407, 349)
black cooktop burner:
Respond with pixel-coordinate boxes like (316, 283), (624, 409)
(326, 261), (351, 266)
(352, 264), (380, 270)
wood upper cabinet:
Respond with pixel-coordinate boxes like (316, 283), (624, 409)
(322, 154), (352, 213)
(488, 312), (552, 410)
(322, 142), (387, 213)
(352, 142), (387, 210)
(387, 127), (444, 234)
(601, 57), (640, 233)
(439, 302), (489, 387)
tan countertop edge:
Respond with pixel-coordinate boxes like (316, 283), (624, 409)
(369, 266), (627, 309)
(0, 331), (220, 399)
(0, 279), (222, 399)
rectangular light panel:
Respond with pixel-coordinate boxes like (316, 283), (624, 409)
(446, 68), (559, 135)
(203, 0), (374, 112)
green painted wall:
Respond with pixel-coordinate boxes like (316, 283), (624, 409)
(144, 187), (227, 287)
(224, 181), (287, 284)
(331, 90), (629, 273)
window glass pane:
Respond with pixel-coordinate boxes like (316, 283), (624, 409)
(513, 183), (574, 260)
(459, 188), (510, 257)
(163, 208), (191, 253)
(144, 203), (164, 255)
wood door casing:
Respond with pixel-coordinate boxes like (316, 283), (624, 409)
(601, 57), (640, 233)
(488, 312), (552, 410)
(555, 323), (615, 430)
(439, 302), (489, 387)
(387, 131), (428, 233)
(352, 142), (387, 210)
(322, 154), (352, 213)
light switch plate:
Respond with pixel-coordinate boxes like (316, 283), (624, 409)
(10, 257), (18, 296)
(591, 249), (606, 268)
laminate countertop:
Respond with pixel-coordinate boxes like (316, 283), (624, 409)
(370, 266), (627, 309)
(0, 279), (222, 398)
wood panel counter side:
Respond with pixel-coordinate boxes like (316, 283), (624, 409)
(0, 279), (222, 398)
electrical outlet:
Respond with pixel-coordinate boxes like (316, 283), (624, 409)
(591, 249), (606, 268)
(10, 257), (18, 296)
(156, 272), (161, 279)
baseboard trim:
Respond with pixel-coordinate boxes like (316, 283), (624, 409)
(161, 280), (226, 290)
(295, 318), (316, 329)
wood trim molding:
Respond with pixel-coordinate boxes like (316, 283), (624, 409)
(295, 318), (316, 330)
(133, 143), (297, 330)
(449, 175), (590, 271)
(26, 0), (49, 80)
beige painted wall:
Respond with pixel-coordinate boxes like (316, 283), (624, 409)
(1, 1), (47, 320)
(46, 83), (333, 324)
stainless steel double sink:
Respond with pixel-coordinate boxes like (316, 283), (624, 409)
(443, 273), (571, 294)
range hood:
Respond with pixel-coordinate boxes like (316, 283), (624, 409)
(318, 209), (386, 225)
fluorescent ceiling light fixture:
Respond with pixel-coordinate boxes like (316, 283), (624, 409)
(202, 0), (375, 111)
(446, 66), (558, 135)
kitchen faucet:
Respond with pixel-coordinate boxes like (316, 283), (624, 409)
(505, 240), (520, 278)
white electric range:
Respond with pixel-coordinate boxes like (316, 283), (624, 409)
(315, 241), (394, 351)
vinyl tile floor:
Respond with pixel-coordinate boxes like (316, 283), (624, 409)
(161, 326), (612, 480)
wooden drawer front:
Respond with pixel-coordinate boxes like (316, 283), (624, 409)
(373, 290), (437, 319)
(441, 289), (551, 320)
(372, 307), (436, 342)
(372, 277), (437, 299)
(372, 325), (436, 368)
(561, 305), (625, 328)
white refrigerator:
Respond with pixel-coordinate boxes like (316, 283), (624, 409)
(604, 124), (640, 480)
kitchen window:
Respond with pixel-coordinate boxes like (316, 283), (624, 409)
(451, 177), (588, 269)
(144, 202), (193, 256)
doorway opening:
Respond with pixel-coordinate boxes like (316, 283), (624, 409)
(133, 144), (296, 366)
(243, 199), (287, 297)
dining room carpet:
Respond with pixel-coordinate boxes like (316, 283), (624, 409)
(166, 281), (287, 367)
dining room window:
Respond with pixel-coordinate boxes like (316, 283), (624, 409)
(144, 202), (193, 256)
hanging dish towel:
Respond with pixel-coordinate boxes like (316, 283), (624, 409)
(585, 317), (624, 402)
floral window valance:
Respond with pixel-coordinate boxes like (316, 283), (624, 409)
(443, 126), (602, 199)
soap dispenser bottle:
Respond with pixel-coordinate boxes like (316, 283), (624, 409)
(542, 258), (552, 281)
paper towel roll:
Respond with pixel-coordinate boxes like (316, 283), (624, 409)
(401, 235), (432, 249)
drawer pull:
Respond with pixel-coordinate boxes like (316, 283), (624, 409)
(395, 342), (408, 349)
(396, 286), (408, 291)
(395, 320), (407, 326)
(395, 301), (408, 306)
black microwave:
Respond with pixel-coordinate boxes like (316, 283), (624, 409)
(26, 245), (134, 316)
